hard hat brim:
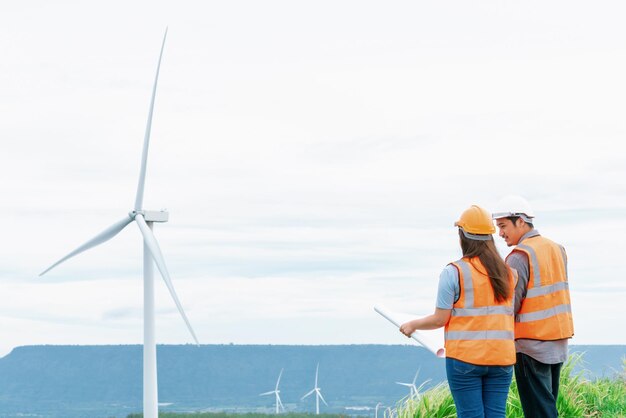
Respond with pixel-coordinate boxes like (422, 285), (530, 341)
(458, 227), (493, 241)
(492, 212), (534, 223)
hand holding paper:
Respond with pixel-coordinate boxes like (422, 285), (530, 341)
(374, 305), (445, 358)
(399, 320), (419, 337)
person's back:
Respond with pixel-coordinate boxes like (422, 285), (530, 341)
(511, 234), (573, 341)
(445, 255), (516, 366)
(493, 195), (574, 418)
(401, 205), (516, 418)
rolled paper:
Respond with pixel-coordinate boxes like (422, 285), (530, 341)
(374, 305), (445, 358)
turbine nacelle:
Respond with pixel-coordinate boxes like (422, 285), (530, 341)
(130, 210), (169, 223)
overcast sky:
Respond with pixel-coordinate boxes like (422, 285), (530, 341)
(1, 1), (625, 356)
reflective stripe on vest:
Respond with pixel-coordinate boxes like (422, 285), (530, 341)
(446, 330), (514, 340)
(444, 257), (515, 366)
(510, 236), (574, 340)
(451, 305), (514, 317)
(525, 281), (569, 298)
(456, 260), (474, 307)
(516, 244), (542, 286)
(517, 303), (572, 322)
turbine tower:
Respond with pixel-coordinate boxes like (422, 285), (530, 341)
(260, 368), (285, 414)
(301, 363), (327, 415)
(39, 28), (198, 418)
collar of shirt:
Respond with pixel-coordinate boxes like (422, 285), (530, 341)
(519, 229), (540, 244)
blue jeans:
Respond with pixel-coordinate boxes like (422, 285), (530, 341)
(446, 357), (513, 418)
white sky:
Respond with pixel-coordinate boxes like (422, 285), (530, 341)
(1, 1), (625, 356)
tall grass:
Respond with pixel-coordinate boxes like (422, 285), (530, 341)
(393, 383), (456, 418)
(127, 413), (346, 418)
(396, 354), (625, 418)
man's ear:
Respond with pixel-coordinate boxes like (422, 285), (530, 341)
(515, 218), (525, 228)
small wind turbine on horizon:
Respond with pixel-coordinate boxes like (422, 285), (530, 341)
(301, 363), (327, 415)
(395, 368), (419, 398)
(260, 368), (285, 414)
(395, 368), (429, 401)
(39, 28), (198, 418)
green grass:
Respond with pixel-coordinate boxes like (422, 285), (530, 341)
(395, 353), (625, 418)
(127, 413), (347, 418)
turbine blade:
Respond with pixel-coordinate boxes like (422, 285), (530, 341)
(315, 363), (319, 386)
(135, 214), (199, 345)
(40, 216), (133, 276)
(301, 389), (315, 400)
(260, 391), (274, 396)
(317, 390), (328, 406)
(415, 378), (431, 395)
(277, 395), (285, 411)
(275, 368), (283, 390)
(412, 367), (421, 384)
(395, 382), (411, 387)
(134, 27), (168, 211)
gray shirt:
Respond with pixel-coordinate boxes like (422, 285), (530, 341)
(507, 229), (569, 364)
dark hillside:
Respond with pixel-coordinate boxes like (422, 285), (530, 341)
(0, 344), (622, 418)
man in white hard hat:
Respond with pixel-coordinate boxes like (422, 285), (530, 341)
(492, 195), (574, 418)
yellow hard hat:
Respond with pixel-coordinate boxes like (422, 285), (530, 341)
(454, 205), (495, 240)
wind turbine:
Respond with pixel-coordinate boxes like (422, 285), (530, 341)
(39, 28), (198, 418)
(301, 363), (327, 415)
(395, 368), (430, 401)
(395, 368), (420, 398)
(260, 368), (285, 414)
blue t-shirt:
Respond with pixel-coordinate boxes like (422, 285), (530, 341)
(436, 264), (460, 309)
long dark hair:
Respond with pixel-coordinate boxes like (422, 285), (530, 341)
(458, 230), (511, 302)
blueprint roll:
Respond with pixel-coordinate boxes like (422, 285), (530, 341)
(374, 305), (445, 358)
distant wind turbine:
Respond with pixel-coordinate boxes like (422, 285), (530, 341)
(301, 363), (328, 415)
(39, 28), (198, 418)
(395, 368), (420, 398)
(395, 368), (430, 401)
(260, 368), (286, 414)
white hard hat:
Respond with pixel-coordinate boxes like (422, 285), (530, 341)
(492, 195), (535, 222)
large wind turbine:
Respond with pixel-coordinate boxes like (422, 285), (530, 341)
(39, 28), (198, 418)
(301, 363), (327, 415)
(260, 368), (285, 414)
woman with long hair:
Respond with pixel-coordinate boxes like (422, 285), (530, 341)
(400, 205), (516, 418)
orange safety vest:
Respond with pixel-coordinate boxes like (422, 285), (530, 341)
(445, 257), (516, 366)
(508, 235), (574, 340)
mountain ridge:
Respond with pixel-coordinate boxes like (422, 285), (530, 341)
(0, 344), (623, 418)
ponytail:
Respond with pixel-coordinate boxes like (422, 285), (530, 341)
(458, 230), (511, 302)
